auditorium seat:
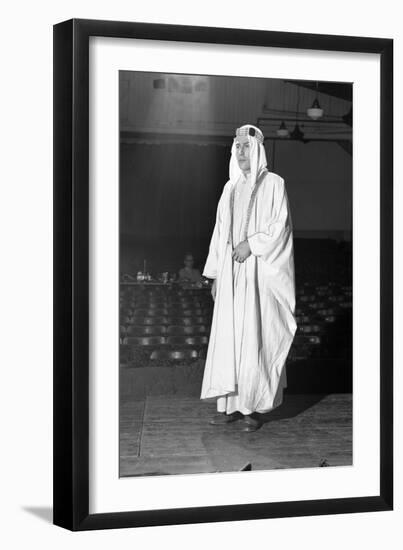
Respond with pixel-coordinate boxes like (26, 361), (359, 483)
(170, 307), (204, 316)
(294, 335), (321, 346)
(323, 315), (337, 323)
(296, 315), (311, 324)
(299, 295), (316, 303)
(298, 324), (323, 334)
(125, 336), (167, 346)
(170, 316), (209, 326)
(120, 344), (133, 366)
(166, 325), (208, 335)
(166, 335), (209, 346)
(134, 308), (170, 317)
(120, 267), (352, 368)
(120, 307), (134, 318)
(132, 316), (172, 326)
(150, 349), (200, 362)
(126, 325), (167, 336)
(307, 301), (328, 310)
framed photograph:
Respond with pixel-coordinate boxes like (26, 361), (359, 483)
(53, 19), (393, 530)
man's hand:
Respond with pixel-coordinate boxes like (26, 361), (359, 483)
(211, 279), (217, 301)
(232, 240), (252, 263)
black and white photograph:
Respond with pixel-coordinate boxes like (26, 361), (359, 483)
(119, 71), (353, 477)
(0, 0), (397, 541)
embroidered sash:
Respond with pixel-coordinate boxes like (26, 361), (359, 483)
(227, 171), (264, 246)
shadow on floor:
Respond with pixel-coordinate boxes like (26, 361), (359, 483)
(259, 392), (329, 425)
(22, 506), (53, 524)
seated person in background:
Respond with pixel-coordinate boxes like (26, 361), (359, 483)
(178, 254), (202, 284)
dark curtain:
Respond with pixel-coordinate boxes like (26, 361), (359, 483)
(120, 142), (230, 274)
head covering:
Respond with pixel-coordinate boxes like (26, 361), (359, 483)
(229, 124), (268, 188)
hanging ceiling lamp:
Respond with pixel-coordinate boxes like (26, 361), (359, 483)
(277, 120), (289, 138)
(290, 123), (305, 141)
(307, 82), (324, 120)
(291, 85), (305, 142)
(276, 82), (289, 138)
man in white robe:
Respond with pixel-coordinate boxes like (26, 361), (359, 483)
(200, 124), (297, 432)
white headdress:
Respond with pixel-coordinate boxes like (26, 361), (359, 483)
(229, 124), (268, 188)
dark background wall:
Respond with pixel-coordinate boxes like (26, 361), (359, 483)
(273, 140), (352, 235)
(120, 140), (352, 276)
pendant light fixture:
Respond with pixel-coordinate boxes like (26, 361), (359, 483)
(277, 120), (289, 138)
(307, 81), (324, 120)
(290, 123), (305, 141)
(276, 82), (290, 138)
(291, 85), (305, 142)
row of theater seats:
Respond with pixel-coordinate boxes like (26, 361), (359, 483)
(120, 288), (212, 366)
(119, 281), (352, 368)
(290, 282), (352, 361)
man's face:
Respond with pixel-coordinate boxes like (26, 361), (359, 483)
(235, 136), (251, 172)
(184, 256), (194, 268)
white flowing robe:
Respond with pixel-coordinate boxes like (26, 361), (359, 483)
(200, 170), (297, 415)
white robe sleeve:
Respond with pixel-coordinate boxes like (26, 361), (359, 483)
(203, 187), (227, 279)
(247, 177), (292, 261)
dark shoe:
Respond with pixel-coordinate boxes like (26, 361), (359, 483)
(209, 412), (242, 425)
(241, 415), (263, 432)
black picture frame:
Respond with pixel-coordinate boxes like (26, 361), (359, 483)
(53, 18), (393, 531)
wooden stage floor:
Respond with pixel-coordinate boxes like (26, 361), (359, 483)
(120, 393), (352, 477)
